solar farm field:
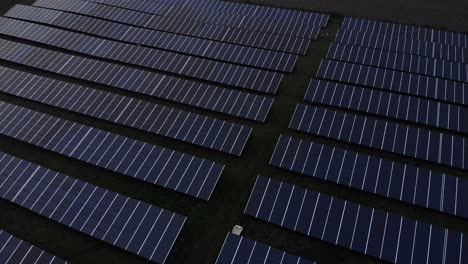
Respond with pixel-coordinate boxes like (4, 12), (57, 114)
(0, 0), (467, 264)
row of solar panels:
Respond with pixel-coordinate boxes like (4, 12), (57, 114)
(232, 17), (468, 264)
(138, 0), (324, 26)
(0, 37), (271, 121)
(0, 66), (251, 155)
(290, 104), (467, 169)
(91, 0), (330, 31)
(0, 0), (331, 263)
(0, 152), (322, 263)
(317, 59), (468, 105)
(0, 14), (283, 93)
(334, 18), (468, 84)
(245, 175), (467, 263)
(305, 79), (467, 133)
(215, 233), (317, 264)
(336, 29), (468, 63)
(271, 135), (468, 218)
(342, 17), (468, 48)
(30, 0), (321, 55)
(271, 18), (468, 218)
(88, 0), (328, 39)
(1, 225), (316, 264)
(2, 151), (466, 264)
(6, 5), (298, 72)
(0, 230), (68, 264)
(328, 42), (468, 83)
(0, 99), (225, 200)
(0, 152), (185, 263)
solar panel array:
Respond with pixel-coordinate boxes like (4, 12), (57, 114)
(5, 5), (297, 72)
(8, 1), (468, 263)
(0, 0), (329, 262)
(292, 18), (468, 172)
(0, 66), (251, 156)
(0, 37), (273, 122)
(215, 233), (316, 264)
(336, 29), (468, 63)
(305, 79), (468, 133)
(87, 0), (328, 39)
(0, 152), (186, 263)
(31, 0), (313, 54)
(0, 230), (68, 264)
(341, 18), (468, 48)
(290, 104), (467, 169)
(121, 0), (328, 29)
(0, 16), (283, 93)
(270, 135), (468, 218)
(251, 17), (468, 263)
(245, 176), (468, 263)
(0, 101), (224, 201)
(316, 59), (468, 105)
(327, 43), (468, 82)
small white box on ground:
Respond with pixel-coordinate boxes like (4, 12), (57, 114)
(232, 225), (243, 235)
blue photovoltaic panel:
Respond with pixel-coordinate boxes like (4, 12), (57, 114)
(4, 5), (297, 72)
(144, 0), (328, 28)
(0, 101), (224, 200)
(289, 104), (468, 170)
(0, 66), (251, 156)
(161, 8), (321, 39)
(216, 233), (316, 264)
(144, 0), (329, 26)
(0, 17), (283, 93)
(341, 17), (468, 48)
(317, 59), (468, 106)
(335, 29), (468, 63)
(0, 152), (186, 263)
(0, 230), (68, 264)
(100, 0), (329, 27)
(87, 0), (322, 39)
(31, 0), (310, 54)
(0, 38), (273, 122)
(327, 43), (468, 83)
(244, 176), (468, 263)
(304, 79), (468, 133)
(269, 135), (468, 218)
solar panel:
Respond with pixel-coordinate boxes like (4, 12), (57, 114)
(216, 233), (316, 264)
(3, 5), (297, 72)
(335, 29), (468, 63)
(327, 43), (468, 82)
(162, 8), (320, 39)
(290, 104), (467, 170)
(0, 38), (273, 122)
(270, 135), (468, 218)
(0, 66), (251, 156)
(149, 0), (329, 28)
(0, 17), (283, 93)
(244, 176), (468, 263)
(31, 0), (310, 54)
(304, 79), (468, 133)
(86, 0), (322, 39)
(317, 59), (468, 105)
(0, 230), (68, 264)
(342, 17), (468, 48)
(0, 152), (186, 263)
(0, 101), (224, 200)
